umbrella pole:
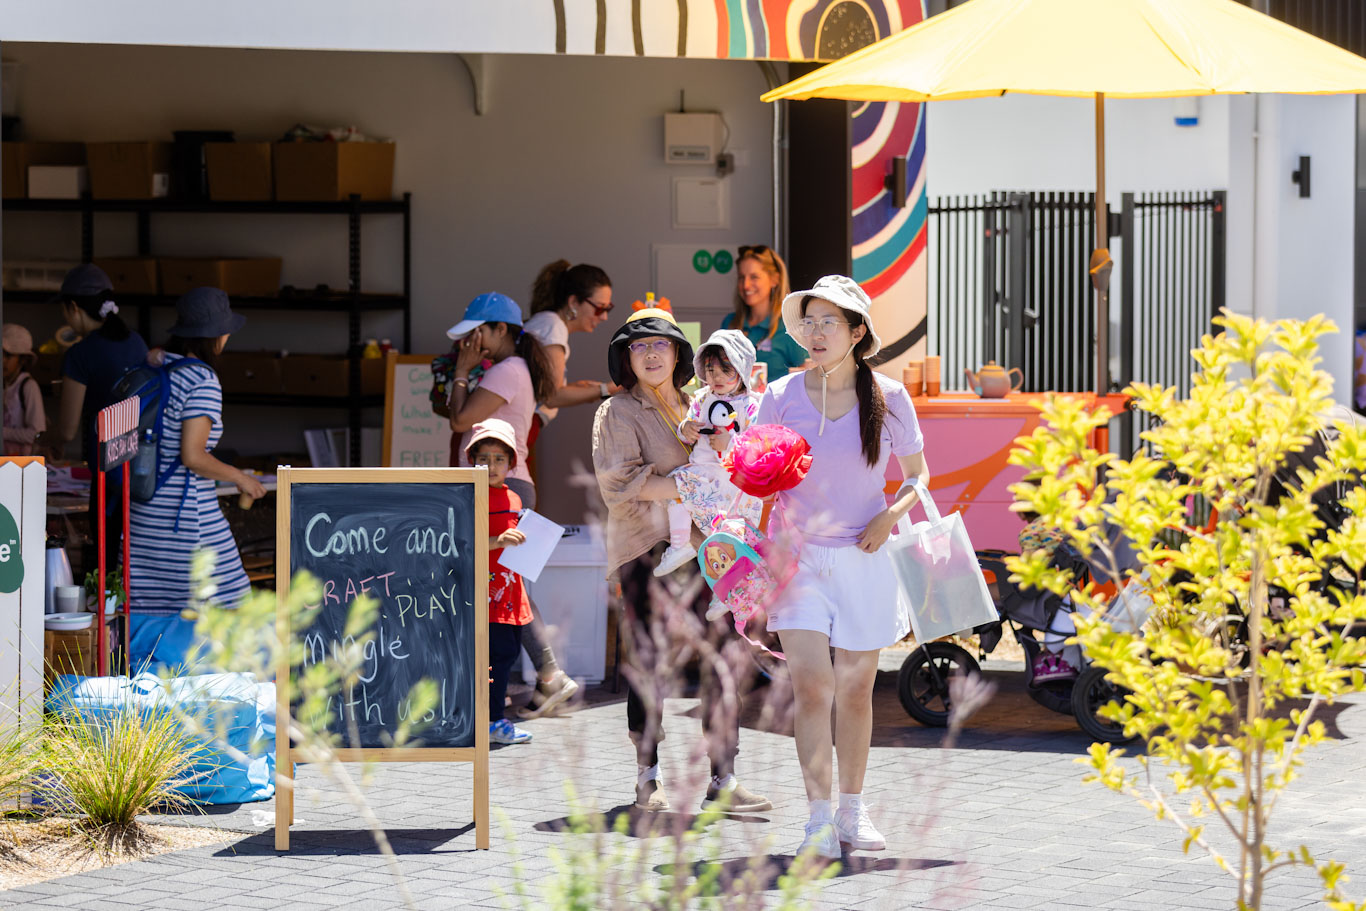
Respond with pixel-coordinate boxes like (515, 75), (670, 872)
(1090, 92), (1113, 395)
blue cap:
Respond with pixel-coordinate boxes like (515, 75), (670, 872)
(446, 292), (523, 340)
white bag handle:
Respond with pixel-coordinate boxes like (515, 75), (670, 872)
(894, 477), (944, 535)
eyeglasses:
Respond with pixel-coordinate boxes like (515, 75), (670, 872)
(796, 316), (847, 338)
(585, 297), (614, 316)
(627, 340), (674, 355)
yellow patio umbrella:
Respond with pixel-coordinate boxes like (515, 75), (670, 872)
(762, 0), (1366, 392)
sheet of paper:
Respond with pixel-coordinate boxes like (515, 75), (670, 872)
(496, 509), (566, 584)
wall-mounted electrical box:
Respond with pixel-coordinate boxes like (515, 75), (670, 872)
(664, 112), (724, 165)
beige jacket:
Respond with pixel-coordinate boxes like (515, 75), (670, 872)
(592, 384), (697, 579)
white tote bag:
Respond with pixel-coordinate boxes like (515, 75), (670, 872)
(888, 480), (999, 642)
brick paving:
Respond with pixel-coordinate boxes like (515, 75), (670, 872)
(4, 652), (1365, 910)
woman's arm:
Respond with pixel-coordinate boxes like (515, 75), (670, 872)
(592, 401), (679, 508)
(538, 345), (613, 409)
(448, 385), (508, 433)
(53, 377), (86, 446)
(856, 450), (931, 553)
(179, 416), (267, 498)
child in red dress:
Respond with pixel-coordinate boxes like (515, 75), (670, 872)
(466, 419), (535, 745)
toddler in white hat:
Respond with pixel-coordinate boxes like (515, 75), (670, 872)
(655, 329), (764, 577)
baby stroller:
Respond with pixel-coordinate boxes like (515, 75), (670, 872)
(897, 533), (1147, 745)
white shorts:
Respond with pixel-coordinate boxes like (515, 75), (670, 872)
(767, 542), (911, 651)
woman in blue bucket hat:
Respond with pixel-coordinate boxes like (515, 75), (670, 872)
(126, 287), (265, 669)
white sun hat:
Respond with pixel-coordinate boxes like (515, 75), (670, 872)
(780, 274), (881, 358)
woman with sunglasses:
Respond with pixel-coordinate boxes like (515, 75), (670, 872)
(721, 245), (809, 387)
(592, 307), (770, 815)
(526, 260), (619, 420)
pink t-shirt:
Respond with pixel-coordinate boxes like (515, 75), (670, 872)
(456, 355), (534, 484)
(754, 371), (924, 547)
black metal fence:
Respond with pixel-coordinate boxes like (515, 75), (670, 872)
(925, 190), (1226, 452)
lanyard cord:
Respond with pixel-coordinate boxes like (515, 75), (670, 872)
(646, 384), (691, 454)
(816, 344), (855, 437)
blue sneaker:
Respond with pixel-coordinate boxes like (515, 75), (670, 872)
(490, 718), (532, 744)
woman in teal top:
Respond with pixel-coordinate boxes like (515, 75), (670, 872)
(720, 245), (808, 386)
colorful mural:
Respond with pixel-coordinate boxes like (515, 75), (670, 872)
(551, 0), (928, 371)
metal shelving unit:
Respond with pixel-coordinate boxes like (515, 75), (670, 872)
(3, 192), (412, 464)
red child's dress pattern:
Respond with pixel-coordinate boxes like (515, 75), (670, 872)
(488, 485), (532, 626)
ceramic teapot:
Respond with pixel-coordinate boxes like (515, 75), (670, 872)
(964, 361), (1023, 398)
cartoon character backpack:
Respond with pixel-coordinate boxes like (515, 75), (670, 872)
(697, 515), (795, 658)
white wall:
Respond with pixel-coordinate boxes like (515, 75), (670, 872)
(926, 94), (1232, 198)
(2, 43), (780, 524)
(1250, 93), (1357, 405)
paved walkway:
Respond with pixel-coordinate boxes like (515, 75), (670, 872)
(5, 653), (1365, 910)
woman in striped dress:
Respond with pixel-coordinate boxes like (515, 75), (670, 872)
(127, 287), (265, 668)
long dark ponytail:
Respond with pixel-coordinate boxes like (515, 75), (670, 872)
(491, 322), (556, 403)
(531, 259), (611, 314)
(853, 331), (885, 467)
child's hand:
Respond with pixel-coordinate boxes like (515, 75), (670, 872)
(708, 429), (731, 453)
(680, 420), (704, 444)
(497, 528), (526, 548)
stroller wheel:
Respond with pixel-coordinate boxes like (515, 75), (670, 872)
(1071, 665), (1138, 744)
(897, 642), (981, 728)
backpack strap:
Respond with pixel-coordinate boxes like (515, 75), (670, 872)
(150, 357), (211, 525)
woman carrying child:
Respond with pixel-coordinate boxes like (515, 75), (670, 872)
(755, 275), (930, 860)
(592, 307), (770, 814)
(466, 418), (537, 746)
(654, 328), (764, 576)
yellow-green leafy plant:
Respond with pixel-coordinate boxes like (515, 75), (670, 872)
(1008, 311), (1366, 910)
(174, 554), (438, 910)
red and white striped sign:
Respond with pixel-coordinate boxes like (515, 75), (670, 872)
(98, 395), (140, 442)
(98, 395), (140, 472)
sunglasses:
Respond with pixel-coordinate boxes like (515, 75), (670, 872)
(585, 298), (614, 316)
(738, 244), (772, 258)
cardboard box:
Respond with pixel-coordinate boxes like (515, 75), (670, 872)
(86, 141), (172, 199)
(217, 351), (284, 396)
(360, 356), (384, 395)
(205, 142), (272, 201)
(281, 354), (349, 397)
(27, 165), (88, 199)
(2, 142), (85, 198)
(272, 141), (395, 201)
(45, 627), (98, 682)
(158, 257), (282, 297)
(92, 256), (159, 295)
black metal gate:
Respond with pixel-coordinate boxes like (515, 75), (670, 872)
(926, 189), (1225, 451)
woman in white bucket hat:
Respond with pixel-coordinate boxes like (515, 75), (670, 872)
(753, 274), (931, 861)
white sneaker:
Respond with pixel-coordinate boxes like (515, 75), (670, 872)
(653, 542), (698, 577)
(796, 819), (842, 861)
(834, 802), (886, 851)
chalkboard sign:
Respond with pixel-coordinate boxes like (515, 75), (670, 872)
(274, 467), (489, 851)
(382, 353), (453, 468)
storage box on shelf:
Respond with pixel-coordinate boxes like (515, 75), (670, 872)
(86, 142), (172, 199)
(2, 141), (85, 199)
(280, 354), (385, 397)
(205, 142), (272, 201)
(45, 626), (98, 681)
(218, 351), (285, 396)
(27, 165), (88, 199)
(159, 256), (282, 297)
(273, 141), (395, 201)
(2, 192), (412, 465)
(2, 259), (79, 292)
(92, 256), (159, 294)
